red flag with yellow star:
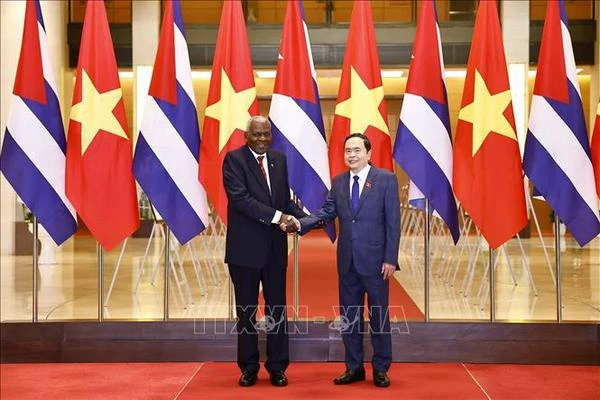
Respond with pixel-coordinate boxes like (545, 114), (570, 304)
(65, 0), (139, 251)
(329, 0), (392, 177)
(199, 0), (259, 225)
(592, 100), (600, 198)
(452, 0), (526, 249)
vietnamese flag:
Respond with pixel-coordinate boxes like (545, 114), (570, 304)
(65, 0), (139, 251)
(452, 0), (527, 249)
(592, 100), (600, 198)
(329, 0), (392, 177)
(199, 0), (259, 225)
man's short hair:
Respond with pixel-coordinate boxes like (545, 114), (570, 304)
(344, 133), (371, 152)
(246, 115), (270, 132)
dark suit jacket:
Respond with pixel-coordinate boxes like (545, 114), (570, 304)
(300, 166), (400, 276)
(223, 146), (306, 268)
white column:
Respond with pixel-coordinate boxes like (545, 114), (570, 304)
(132, 0), (160, 138)
(0, 1), (67, 255)
(0, 2), (24, 255)
(502, 0), (529, 157)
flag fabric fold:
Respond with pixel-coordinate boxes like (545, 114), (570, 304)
(452, 0), (527, 249)
(133, 0), (209, 244)
(393, 0), (459, 244)
(523, 0), (600, 246)
(65, 0), (139, 251)
(199, 0), (258, 225)
(0, 0), (76, 245)
(329, 0), (392, 177)
(269, 0), (334, 241)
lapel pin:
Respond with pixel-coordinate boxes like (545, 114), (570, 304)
(365, 181), (372, 189)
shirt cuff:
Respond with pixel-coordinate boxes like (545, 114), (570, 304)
(272, 210), (282, 224)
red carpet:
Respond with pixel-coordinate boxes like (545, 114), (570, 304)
(260, 231), (423, 320)
(2, 362), (598, 399)
(179, 362), (485, 399)
(0, 362), (201, 400)
(465, 364), (600, 399)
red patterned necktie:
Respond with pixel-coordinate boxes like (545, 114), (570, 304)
(257, 155), (267, 179)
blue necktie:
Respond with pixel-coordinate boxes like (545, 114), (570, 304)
(351, 175), (360, 214)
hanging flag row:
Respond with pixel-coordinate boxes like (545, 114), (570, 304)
(1, 0), (599, 252)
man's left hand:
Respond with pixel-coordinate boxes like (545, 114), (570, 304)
(381, 263), (395, 280)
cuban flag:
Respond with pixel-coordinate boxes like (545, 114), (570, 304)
(133, 0), (209, 244)
(523, 0), (600, 246)
(0, 0), (76, 245)
(269, 0), (333, 240)
(392, 0), (459, 244)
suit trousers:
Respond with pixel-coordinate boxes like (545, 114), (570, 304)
(338, 262), (392, 372)
(228, 248), (289, 374)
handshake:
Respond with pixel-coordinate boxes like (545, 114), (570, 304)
(278, 214), (301, 233)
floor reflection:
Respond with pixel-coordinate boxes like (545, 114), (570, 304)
(1, 232), (599, 323)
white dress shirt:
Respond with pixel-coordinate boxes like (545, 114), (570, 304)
(349, 164), (371, 198)
(248, 147), (281, 224)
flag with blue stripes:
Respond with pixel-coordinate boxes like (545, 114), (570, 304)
(523, 0), (600, 246)
(392, 0), (459, 244)
(269, 0), (334, 240)
(0, 0), (76, 245)
(133, 0), (209, 244)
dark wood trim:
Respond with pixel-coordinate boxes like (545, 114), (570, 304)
(2, 321), (598, 365)
(66, 19), (596, 68)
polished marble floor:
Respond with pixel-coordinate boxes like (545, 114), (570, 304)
(1, 230), (598, 323)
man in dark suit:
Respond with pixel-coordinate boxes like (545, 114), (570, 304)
(298, 133), (400, 388)
(222, 115), (306, 387)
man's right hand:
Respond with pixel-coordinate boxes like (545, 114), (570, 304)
(278, 214), (300, 233)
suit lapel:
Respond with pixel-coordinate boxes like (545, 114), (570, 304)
(244, 146), (271, 197)
(341, 171), (352, 214)
(267, 151), (277, 202)
(356, 167), (377, 215)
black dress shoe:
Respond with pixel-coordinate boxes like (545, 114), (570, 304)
(373, 370), (390, 387)
(269, 371), (288, 387)
(333, 368), (366, 385)
(238, 371), (258, 387)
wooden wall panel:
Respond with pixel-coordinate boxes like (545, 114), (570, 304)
(530, 0), (593, 20)
(70, 0), (132, 23)
(174, 0), (223, 24)
(332, 0), (415, 24)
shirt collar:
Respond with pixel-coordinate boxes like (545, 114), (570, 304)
(350, 164), (371, 182)
(248, 146), (267, 161)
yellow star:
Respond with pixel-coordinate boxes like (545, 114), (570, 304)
(334, 66), (389, 135)
(458, 69), (516, 156)
(204, 68), (257, 152)
(70, 69), (128, 155)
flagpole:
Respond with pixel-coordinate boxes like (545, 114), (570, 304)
(32, 217), (39, 323)
(554, 218), (562, 322)
(98, 243), (104, 321)
(164, 227), (170, 320)
(424, 199), (430, 322)
(489, 246), (495, 322)
(293, 194), (299, 321)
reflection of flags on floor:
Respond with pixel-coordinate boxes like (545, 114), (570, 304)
(452, 0), (527, 249)
(393, 0), (459, 244)
(65, 0), (139, 251)
(592, 101), (600, 198)
(0, 0), (76, 245)
(199, 0), (258, 225)
(329, 0), (392, 177)
(523, 0), (600, 246)
(269, 0), (334, 241)
(133, 0), (208, 244)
